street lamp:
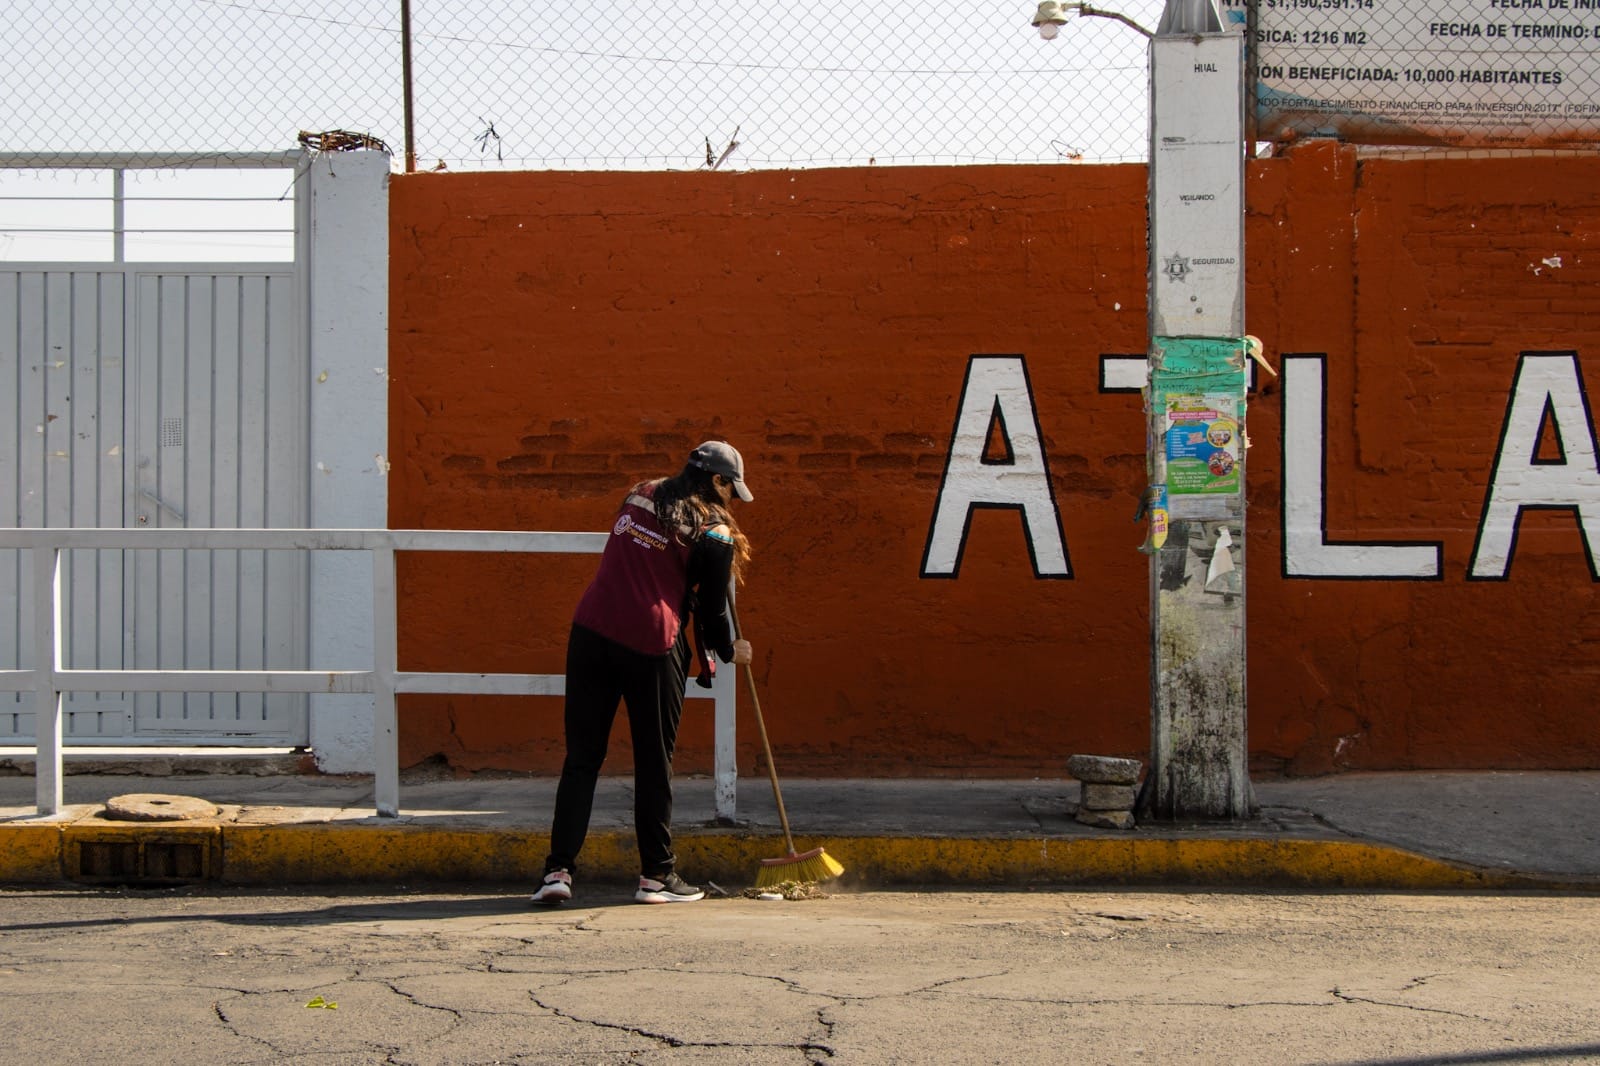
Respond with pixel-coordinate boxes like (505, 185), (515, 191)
(1031, 1), (1153, 40)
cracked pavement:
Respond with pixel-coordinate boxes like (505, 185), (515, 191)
(2, 884), (1598, 1064)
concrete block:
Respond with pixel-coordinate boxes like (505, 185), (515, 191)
(1076, 808), (1136, 831)
(1080, 783), (1137, 811)
(1067, 754), (1142, 785)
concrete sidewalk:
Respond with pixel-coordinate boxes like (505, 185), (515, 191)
(1, 762), (1597, 891)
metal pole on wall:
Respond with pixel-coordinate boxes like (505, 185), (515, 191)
(400, 0), (417, 173)
(1139, 0), (1255, 820)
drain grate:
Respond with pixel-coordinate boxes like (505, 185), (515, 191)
(73, 838), (214, 884)
(78, 841), (139, 879)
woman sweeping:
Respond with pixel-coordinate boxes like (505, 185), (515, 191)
(532, 441), (753, 905)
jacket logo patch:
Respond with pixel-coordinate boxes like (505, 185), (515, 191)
(614, 512), (669, 550)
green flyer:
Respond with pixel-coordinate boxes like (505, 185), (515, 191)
(1164, 392), (1240, 495)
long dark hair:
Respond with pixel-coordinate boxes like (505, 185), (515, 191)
(635, 465), (752, 583)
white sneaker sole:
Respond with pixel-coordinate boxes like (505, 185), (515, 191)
(634, 890), (704, 904)
(530, 883), (572, 905)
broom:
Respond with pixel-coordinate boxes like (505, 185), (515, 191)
(728, 600), (845, 888)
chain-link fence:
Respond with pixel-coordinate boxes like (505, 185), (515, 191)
(3, 0), (1165, 171)
(5, 2), (1595, 173)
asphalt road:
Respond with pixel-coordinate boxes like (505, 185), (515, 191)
(2, 883), (1598, 1065)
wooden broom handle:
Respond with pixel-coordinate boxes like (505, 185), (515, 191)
(728, 599), (797, 855)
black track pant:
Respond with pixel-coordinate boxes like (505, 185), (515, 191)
(544, 623), (689, 878)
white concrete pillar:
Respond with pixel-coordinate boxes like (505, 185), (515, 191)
(303, 150), (390, 773)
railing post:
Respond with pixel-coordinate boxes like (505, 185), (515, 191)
(372, 545), (400, 817)
(714, 661), (738, 824)
(33, 546), (63, 816)
(714, 582), (739, 823)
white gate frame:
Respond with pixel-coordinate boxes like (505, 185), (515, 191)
(0, 528), (740, 822)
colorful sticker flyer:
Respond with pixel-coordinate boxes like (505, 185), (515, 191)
(1164, 393), (1240, 496)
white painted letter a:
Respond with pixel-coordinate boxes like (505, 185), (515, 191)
(1470, 351), (1600, 580)
(921, 355), (1070, 579)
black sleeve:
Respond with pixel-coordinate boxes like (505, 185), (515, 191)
(687, 531), (736, 661)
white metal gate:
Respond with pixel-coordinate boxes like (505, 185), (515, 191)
(0, 265), (309, 744)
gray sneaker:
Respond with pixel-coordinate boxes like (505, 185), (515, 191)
(635, 872), (704, 903)
(530, 869), (573, 905)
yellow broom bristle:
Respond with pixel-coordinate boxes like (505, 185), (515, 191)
(755, 845), (845, 889)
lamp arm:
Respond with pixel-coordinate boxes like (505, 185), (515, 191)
(1079, 3), (1155, 37)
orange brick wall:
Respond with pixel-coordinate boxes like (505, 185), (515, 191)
(389, 144), (1600, 777)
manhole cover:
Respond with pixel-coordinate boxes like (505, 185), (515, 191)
(102, 794), (219, 822)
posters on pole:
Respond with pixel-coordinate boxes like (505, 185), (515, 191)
(1217, 0), (1600, 147)
(1146, 338), (1248, 522)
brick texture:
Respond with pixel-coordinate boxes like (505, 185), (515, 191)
(390, 151), (1600, 777)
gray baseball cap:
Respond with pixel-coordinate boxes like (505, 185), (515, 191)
(689, 440), (753, 502)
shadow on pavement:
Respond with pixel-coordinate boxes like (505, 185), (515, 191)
(1330, 1045), (1600, 1065)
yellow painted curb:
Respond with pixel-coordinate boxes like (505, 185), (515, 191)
(222, 824), (551, 884)
(215, 826), (1578, 890)
(810, 836), (1540, 890)
(1, 821), (1589, 891)
(0, 824), (63, 882)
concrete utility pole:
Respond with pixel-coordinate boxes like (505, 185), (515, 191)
(1030, 0), (1255, 818)
(1140, 0), (1255, 819)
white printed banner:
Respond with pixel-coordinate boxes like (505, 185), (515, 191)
(1218, 0), (1600, 146)
(1150, 33), (1247, 339)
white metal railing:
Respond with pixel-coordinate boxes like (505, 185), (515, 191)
(0, 528), (738, 821)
